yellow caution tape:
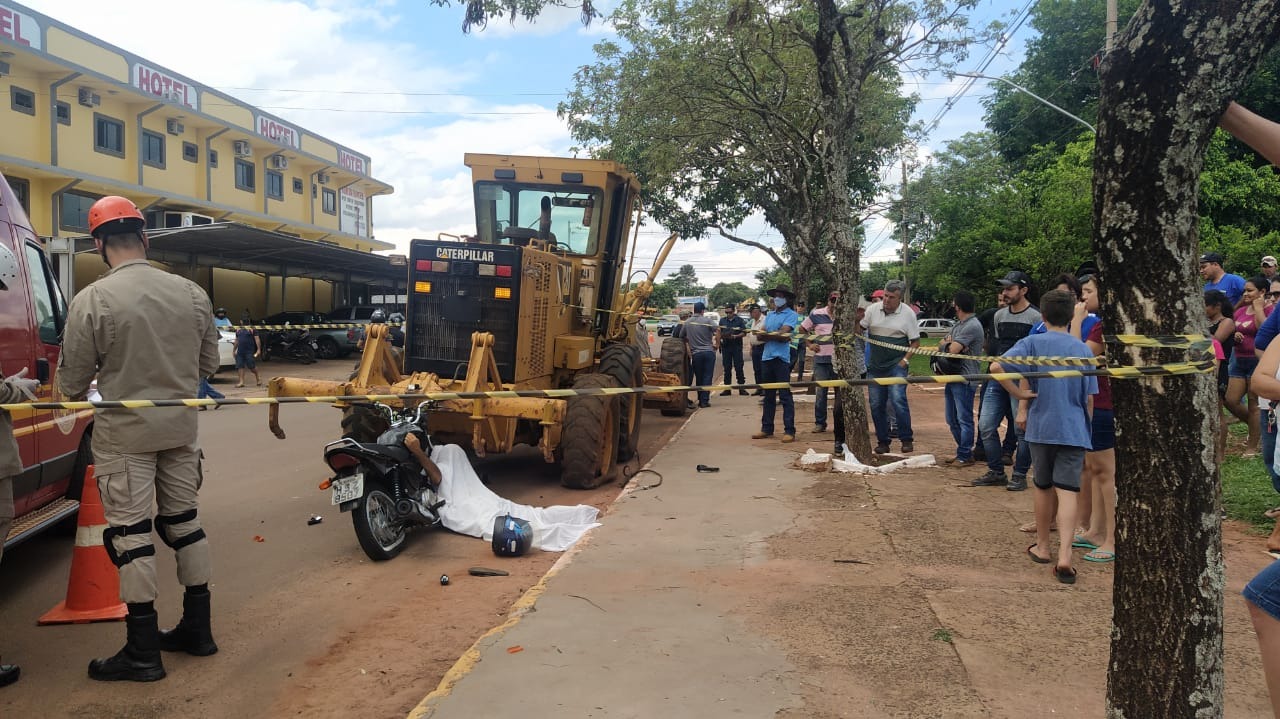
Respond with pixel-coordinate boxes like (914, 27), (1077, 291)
(0, 360), (1213, 412)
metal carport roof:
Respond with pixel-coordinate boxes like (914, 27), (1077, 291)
(75, 222), (407, 286)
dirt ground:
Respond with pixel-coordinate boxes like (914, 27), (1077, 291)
(719, 383), (1273, 717)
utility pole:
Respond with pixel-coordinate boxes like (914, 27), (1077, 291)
(1105, 0), (1117, 52)
(900, 159), (909, 304)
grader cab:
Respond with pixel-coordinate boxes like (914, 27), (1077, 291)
(268, 154), (689, 488)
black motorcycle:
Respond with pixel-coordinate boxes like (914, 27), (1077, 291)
(261, 325), (317, 364)
(322, 401), (444, 561)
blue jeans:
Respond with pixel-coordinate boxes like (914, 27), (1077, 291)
(1264, 407), (1280, 491)
(691, 350), (716, 405)
(721, 344), (745, 385)
(197, 377), (224, 400)
(813, 361), (836, 429)
(760, 358), (795, 435)
(979, 381), (1031, 476)
(972, 380), (1017, 456)
(868, 364), (912, 446)
(944, 382), (977, 461)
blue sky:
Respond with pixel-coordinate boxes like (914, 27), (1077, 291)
(24, 0), (1034, 289)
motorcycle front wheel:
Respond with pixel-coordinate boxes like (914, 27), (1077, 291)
(352, 479), (407, 561)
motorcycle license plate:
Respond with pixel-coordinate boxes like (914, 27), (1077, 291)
(330, 474), (364, 505)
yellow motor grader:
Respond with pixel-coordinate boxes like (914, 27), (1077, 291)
(267, 154), (690, 488)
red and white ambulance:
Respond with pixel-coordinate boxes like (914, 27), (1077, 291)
(1, 172), (94, 551)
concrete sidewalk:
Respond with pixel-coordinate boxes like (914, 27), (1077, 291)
(408, 394), (1275, 718)
(410, 402), (811, 717)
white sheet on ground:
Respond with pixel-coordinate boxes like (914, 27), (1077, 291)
(432, 444), (601, 552)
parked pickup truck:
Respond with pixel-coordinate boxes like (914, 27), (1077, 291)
(1, 172), (94, 552)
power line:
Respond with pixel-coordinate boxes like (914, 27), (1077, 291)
(922, 0), (1037, 134)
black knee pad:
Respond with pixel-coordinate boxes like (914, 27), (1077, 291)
(102, 518), (155, 568)
(156, 509), (206, 551)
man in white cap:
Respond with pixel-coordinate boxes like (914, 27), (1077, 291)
(1264, 255), (1278, 283)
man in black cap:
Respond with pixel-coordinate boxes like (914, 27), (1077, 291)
(718, 303), (749, 396)
(1200, 252), (1245, 306)
(973, 271), (1040, 490)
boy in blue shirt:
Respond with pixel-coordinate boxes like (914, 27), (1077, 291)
(992, 289), (1097, 584)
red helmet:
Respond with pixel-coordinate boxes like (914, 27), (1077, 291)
(88, 196), (145, 239)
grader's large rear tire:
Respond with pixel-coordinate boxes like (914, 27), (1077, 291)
(599, 343), (643, 463)
(340, 405), (389, 443)
(658, 336), (688, 417)
(560, 373), (620, 489)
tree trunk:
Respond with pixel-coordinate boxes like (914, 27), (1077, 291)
(1093, 3), (1280, 717)
(833, 220), (873, 462)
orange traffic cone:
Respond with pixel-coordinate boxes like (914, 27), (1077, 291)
(38, 465), (127, 624)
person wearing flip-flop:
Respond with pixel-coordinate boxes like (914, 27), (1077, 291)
(990, 290), (1097, 585)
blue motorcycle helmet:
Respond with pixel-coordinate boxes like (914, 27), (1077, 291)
(492, 514), (533, 557)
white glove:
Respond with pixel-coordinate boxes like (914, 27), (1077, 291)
(4, 367), (40, 401)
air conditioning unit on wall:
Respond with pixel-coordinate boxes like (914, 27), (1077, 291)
(166, 119), (184, 135)
(233, 140), (252, 157)
(163, 211), (214, 228)
(269, 154), (288, 170)
(316, 172), (330, 185)
(77, 88), (100, 107)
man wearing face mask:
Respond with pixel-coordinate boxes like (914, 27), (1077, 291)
(57, 196), (221, 683)
(752, 285), (800, 442)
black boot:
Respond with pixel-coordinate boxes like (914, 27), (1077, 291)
(159, 589), (218, 656)
(0, 663), (19, 688)
(88, 612), (166, 682)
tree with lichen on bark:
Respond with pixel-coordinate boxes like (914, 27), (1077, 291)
(1092, 3), (1280, 717)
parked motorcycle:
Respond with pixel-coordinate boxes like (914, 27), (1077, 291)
(321, 401), (445, 560)
(261, 324), (318, 364)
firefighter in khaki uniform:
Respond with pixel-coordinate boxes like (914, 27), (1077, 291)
(57, 196), (220, 683)
(0, 243), (42, 688)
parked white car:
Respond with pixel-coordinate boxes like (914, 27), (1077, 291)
(217, 329), (237, 370)
(916, 317), (956, 338)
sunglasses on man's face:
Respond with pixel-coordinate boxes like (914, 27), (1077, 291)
(1268, 292), (1280, 299)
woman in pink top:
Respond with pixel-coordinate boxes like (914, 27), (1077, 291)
(1229, 275), (1274, 455)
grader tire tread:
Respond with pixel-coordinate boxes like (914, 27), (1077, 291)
(560, 373), (620, 490)
(341, 405), (389, 443)
(599, 344), (643, 462)
(658, 336), (688, 417)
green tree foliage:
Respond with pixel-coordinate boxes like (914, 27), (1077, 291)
(909, 129), (1280, 307)
(662, 264), (705, 297)
(707, 282), (754, 309)
(859, 261), (900, 299)
(648, 282), (677, 310)
(558, 0), (917, 295)
(984, 0), (1140, 163)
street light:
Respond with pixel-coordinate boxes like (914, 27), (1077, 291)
(954, 72), (1096, 134)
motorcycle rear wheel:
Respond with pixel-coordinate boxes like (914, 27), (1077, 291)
(352, 479), (407, 561)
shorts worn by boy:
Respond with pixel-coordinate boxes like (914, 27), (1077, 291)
(1001, 332), (1098, 490)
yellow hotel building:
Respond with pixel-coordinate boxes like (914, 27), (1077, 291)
(0, 1), (398, 315)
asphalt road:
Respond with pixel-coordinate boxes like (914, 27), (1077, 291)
(0, 357), (686, 718)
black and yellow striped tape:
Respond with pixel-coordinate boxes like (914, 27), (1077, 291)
(0, 360), (1212, 412)
(224, 323), (401, 331)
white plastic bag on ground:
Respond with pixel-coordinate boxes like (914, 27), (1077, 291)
(432, 444), (601, 552)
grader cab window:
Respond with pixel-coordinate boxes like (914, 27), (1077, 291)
(475, 181), (602, 255)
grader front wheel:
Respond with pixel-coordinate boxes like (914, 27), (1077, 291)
(599, 344), (643, 463)
(559, 373), (621, 489)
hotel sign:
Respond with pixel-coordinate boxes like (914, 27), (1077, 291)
(0, 4), (39, 50)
